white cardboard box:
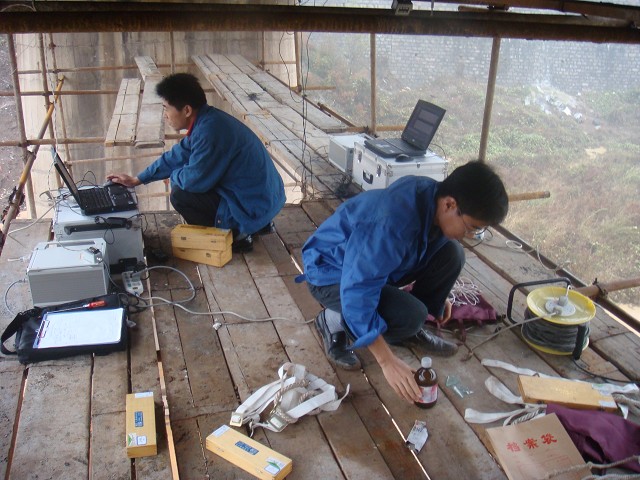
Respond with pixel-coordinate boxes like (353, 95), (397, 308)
(352, 142), (448, 190)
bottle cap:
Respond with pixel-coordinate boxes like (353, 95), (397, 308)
(421, 357), (432, 369)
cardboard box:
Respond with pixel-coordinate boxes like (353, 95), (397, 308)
(126, 392), (157, 458)
(171, 224), (232, 251)
(206, 425), (292, 480)
(517, 375), (617, 412)
(172, 245), (232, 268)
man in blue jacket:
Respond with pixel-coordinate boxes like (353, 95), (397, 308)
(108, 73), (285, 253)
(301, 161), (508, 403)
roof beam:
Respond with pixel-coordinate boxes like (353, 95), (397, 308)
(0, 4), (639, 44)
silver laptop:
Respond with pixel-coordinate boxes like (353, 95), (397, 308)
(364, 100), (446, 158)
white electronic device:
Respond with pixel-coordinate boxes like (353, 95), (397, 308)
(53, 194), (144, 274)
(27, 239), (110, 307)
(352, 142), (448, 191)
(122, 271), (144, 296)
(328, 133), (372, 174)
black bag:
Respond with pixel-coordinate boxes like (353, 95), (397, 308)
(1, 293), (128, 364)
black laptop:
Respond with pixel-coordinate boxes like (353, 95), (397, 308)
(51, 147), (137, 215)
(364, 100), (446, 158)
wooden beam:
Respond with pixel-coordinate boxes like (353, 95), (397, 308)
(105, 78), (140, 147)
(1, 5), (639, 44)
(134, 56), (165, 149)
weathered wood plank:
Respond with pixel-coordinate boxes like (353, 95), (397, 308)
(106, 78), (141, 147)
(11, 364), (92, 479)
(91, 411), (130, 480)
(249, 70), (347, 133)
(135, 55), (162, 81)
(135, 74), (165, 149)
(0, 221), (53, 479)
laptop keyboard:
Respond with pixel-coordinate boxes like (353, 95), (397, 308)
(386, 138), (426, 155)
(79, 188), (113, 209)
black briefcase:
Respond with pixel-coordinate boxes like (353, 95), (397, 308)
(1, 293), (128, 364)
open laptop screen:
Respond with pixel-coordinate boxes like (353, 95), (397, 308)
(51, 147), (83, 202)
(401, 100), (446, 150)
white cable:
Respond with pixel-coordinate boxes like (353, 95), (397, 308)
(127, 265), (306, 324)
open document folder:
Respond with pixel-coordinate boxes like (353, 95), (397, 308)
(34, 308), (125, 349)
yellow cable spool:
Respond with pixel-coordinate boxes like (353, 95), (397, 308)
(508, 280), (596, 359)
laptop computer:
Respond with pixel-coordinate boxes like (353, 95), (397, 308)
(364, 100), (446, 158)
(51, 147), (137, 215)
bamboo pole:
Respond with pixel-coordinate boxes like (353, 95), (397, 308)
(576, 278), (640, 299)
(479, 36), (501, 162)
(508, 191), (551, 202)
(370, 33), (377, 135)
(7, 34), (37, 219)
(0, 78), (64, 257)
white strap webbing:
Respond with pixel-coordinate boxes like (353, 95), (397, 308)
(464, 359), (639, 424)
(230, 363), (350, 435)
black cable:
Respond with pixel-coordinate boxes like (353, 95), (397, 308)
(522, 320), (589, 354)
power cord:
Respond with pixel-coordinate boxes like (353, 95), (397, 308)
(124, 265), (311, 326)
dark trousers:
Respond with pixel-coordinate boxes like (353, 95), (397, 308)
(170, 185), (220, 227)
(307, 240), (465, 344)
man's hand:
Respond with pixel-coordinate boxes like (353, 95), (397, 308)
(436, 298), (453, 326)
(106, 173), (141, 188)
(368, 335), (421, 403)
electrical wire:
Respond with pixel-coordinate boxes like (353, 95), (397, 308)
(127, 265), (310, 325)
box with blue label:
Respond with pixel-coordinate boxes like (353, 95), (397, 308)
(206, 425), (292, 480)
(125, 391), (157, 458)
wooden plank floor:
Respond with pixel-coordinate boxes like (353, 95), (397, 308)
(1, 206), (638, 479)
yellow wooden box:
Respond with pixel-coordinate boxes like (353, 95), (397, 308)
(125, 392), (157, 458)
(172, 245), (232, 267)
(206, 425), (292, 480)
(517, 375), (617, 412)
(170, 224), (232, 251)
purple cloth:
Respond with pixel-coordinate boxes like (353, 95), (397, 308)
(547, 403), (640, 472)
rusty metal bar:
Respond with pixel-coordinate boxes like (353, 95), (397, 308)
(1, 6), (639, 44)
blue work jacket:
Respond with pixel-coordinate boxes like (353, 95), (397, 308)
(302, 176), (449, 348)
(138, 104), (285, 234)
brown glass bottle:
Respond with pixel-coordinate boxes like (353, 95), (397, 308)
(414, 357), (438, 409)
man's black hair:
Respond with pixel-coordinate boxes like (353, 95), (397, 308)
(156, 73), (207, 111)
(437, 160), (509, 225)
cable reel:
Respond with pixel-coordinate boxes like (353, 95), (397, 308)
(507, 278), (596, 360)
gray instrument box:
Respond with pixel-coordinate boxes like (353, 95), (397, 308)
(53, 194), (144, 273)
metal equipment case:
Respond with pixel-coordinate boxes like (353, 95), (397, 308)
(328, 133), (372, 174)
(53, 197), (144, 273)
(352, 142), (448, 191)
(27, 238), (110, 307)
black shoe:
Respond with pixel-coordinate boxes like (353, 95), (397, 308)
(232, 234), (253, 253)
(254, 221), (275, 236)
(315, 310), (361, 370)
(409, 328), (458, 357)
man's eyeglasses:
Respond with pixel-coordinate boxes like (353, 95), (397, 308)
(457, 209), (487, 236)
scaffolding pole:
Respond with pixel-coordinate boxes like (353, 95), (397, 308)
(0, 78), (64, 258)
(7, 34), (37, 219)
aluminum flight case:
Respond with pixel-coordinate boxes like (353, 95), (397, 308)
(352, 142), (448, 191)
(53, 193), (144, 273)
(328, 133), (372, 174)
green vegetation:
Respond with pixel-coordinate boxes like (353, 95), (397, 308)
(305, 43), (640, 307)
